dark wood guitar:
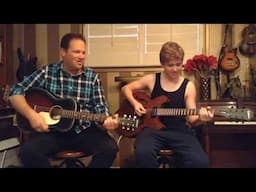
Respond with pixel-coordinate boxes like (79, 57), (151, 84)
(16, 88), (138, 133)
(16, 48), (37, 82)
(239, 24), (256, 57)
(220, 24), (240, 72)
(117, 91), (254, 137)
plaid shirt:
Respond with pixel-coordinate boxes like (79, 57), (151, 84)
(9, 61), (110, 133)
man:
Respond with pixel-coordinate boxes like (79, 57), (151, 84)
(121, 41), (214, 168)
(9, 33), (119, 168)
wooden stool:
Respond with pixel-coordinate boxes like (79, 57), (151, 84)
(54, 150), (88, 168)
(157, 149), (175, 168)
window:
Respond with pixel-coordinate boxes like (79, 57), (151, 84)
(83, 24), (205, 67)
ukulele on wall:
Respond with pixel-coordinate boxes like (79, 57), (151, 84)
(239, 24), (256, 57)
(220, 24), (240, 72)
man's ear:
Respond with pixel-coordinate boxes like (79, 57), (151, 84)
(60, 48), (66, 57)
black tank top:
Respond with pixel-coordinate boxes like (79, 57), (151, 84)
(151, 72), (189, 130)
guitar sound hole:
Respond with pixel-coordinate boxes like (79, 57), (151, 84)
(49, 105), (62, 120)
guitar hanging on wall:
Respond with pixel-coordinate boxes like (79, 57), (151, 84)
(220, 24), (240, 72)
(16, 48), (37, 82)
(239, 24), (256, 57)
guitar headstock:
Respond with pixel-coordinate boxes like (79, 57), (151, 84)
(119, 114), (139, 133)
(215, 108), (254, 121)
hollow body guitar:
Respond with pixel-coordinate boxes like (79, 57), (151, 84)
(16, 88), (138, 133)
(117, 91), (254, 138)
(239, 24), (256, 57)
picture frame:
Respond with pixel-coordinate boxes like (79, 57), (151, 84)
(0, 37), (2, 64)
(0, 35), (5, 65)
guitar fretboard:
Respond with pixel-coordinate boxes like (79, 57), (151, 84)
(35, 105), (108, 122)
(151, 108), (253, 121)
(62, 110), (107, 122)
(152, 108), (199, 116)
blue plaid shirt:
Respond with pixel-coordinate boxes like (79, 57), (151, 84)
(9, 61), (111, 133)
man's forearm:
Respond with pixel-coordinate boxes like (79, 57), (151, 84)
(9, 95), (35, 119)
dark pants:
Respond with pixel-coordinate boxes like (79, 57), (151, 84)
(19, 126), (118, 168)
(135, 128), (209, 168)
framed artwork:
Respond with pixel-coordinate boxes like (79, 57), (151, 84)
(0, 35), (5, 65)
(0, 37), (2, 64)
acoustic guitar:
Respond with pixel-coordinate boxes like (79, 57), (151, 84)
(239, 24), (256, 57)
(16, 88), (138, 133)
(117, 91), (254, 137)
(220, 24), (240, 72)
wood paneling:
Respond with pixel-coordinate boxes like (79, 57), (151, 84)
(24, 24), (36, 58)
(47, 24), (59, 64)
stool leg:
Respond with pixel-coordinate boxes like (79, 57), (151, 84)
(74, 159), (86, 168)
(57, 160), (67, 168)
(64, 159), (86, 168)
(157, 156), (174, 168)
(1, 150), (7, 168)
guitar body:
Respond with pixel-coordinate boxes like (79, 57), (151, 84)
(117, 91), (170, 137)
(239, 25), (256, 57)
(220, 46), (240, 72)
(16, 88), (78, 132)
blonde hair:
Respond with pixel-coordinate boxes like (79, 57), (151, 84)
(159, 41), (184, 65)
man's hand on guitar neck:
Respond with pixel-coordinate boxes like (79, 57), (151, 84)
(103, 114), (119, 130)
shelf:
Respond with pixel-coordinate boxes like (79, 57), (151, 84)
(115, 75), (143, 84)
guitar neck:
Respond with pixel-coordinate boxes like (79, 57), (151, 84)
(36, 105), (108, 122)
(61, 109), (108, 122)
(153, 108), (199, 116)
(152, 108), (237, 117)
